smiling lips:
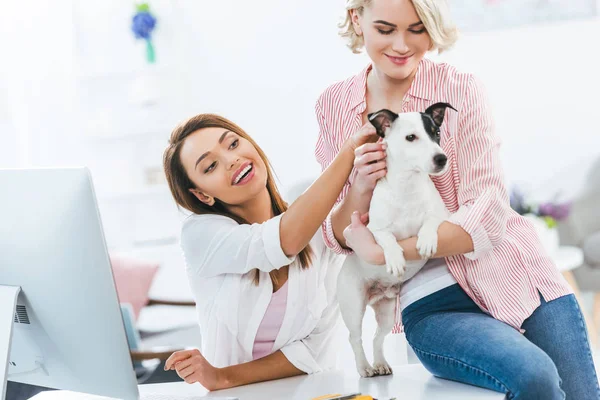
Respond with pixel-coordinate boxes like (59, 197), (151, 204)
(386, 54), (412, 66)
(232, 162), (254, 185)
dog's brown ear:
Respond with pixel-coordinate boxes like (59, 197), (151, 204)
(424, 102), (457, 127)
(368, 109), (398, 138)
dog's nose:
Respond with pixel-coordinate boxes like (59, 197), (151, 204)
(433, 154), (447, 168)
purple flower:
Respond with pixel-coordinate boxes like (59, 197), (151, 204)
(538, 202), (571, 221)
(132, 12), (156, 40)
(538, 203), (554, 216)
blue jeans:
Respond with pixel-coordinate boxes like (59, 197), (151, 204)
(401, 284), (600, 399)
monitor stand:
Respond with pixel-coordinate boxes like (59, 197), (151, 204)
(0, 285), (20, 400)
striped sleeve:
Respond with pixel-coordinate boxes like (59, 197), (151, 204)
(314, 98), (353, 255)
(447, 75), (510, 260)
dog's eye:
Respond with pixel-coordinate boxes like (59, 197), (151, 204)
(406, 134), (417, 142)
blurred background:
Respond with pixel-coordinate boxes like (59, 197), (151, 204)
(1, 0), (600, 388)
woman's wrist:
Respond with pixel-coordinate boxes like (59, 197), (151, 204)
(333, 139), (359, 175)
(216, 367), (233, 390)
(342, 136), (359, 155)
(370, 245), (386, 265)
(357, 241), (386, 265)
(348, 179), (376, 201)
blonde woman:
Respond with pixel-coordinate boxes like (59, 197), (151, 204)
(316, 0), (599, 398)
(162, 114), (378, 390)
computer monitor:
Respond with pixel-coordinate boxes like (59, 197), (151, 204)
(0, 168), (139, 400)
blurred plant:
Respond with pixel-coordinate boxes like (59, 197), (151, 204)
(131, 3), (157, 64)
(510, 186), (571, 229)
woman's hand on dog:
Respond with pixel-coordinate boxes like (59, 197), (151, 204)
(352, 140), (387, 196)
(347, 122), (380, 151)
(344, 211), (385, 265)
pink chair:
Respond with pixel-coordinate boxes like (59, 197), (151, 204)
(110, 254), (194, 369)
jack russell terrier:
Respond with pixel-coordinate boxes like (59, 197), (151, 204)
(337, 103), (456, 377)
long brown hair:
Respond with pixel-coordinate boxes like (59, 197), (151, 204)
(163, 113), (313, 284)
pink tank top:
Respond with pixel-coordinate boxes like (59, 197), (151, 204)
(252, 281), (288, 360)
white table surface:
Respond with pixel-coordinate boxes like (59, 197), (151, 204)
(30, 364), (503, 400)
(553, 245), (584, 272)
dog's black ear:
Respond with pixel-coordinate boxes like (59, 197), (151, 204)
(423, 102), (457, 127)
(367, 109), (398, 138)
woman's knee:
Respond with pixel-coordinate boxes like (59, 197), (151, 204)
(509, 352), (564, 400)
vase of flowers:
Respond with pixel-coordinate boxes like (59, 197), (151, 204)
(510, 187), (571, 258)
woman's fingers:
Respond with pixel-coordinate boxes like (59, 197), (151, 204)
(354, 142), (386, 158)
(351, 211), (368, 228)
(360, 213), (370, 224)
(351, 124), (378, 148)
(357, 160), (386, 176)
(165, 349), (197, 370)
(357, 124), (377, 139)
(177, 364), (196, 379)
(354, 151), (386, 167)
(173, 357), (194, 371)
(350, 211), (362, 228)
(369, 168), (387, 181)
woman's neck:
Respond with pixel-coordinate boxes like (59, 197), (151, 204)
(367, 65), (418, 110)
(227, 187), (274, 224)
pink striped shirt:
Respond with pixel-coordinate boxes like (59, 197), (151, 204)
(315, 58), (572, 333)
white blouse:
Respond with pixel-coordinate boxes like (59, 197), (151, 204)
(180, 213), (345, 374)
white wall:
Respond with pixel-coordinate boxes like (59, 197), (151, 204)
(0, 78), (17, 167)
(0, 1), (75, 168)
(1, 1), (599, 242)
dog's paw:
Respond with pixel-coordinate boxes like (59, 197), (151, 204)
(373, 361), (393, 376)
(416, 230), (438, 259)
(384, 248), (406, 279)
(356, 362), (377, 378)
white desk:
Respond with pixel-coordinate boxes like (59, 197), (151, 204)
(30, 364), (503, 400)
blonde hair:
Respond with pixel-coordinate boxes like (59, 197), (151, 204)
(339, 0), (458, 54)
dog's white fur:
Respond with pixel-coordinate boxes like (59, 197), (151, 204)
(337, 106), (453, 378)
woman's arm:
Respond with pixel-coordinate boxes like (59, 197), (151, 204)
(314, 101), (386, 253)
(331, 188), (372, 249)
(345, 216), (474, 265)
(220, 351), (304, 388)
(399, 223), (473, 261)
(165, 349), (303, 391)
(329, 143), (386, 249)
(279, 123), (378, 256)
(444, 75), (510, 260)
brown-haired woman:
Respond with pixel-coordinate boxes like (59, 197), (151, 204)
(162, 113), (382, 390)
